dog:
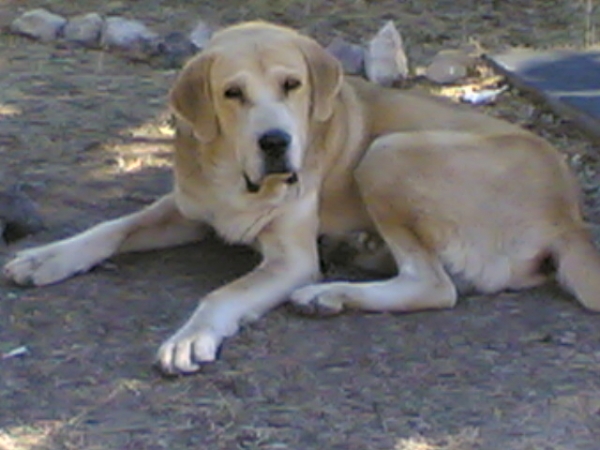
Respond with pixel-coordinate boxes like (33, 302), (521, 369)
(4, 22), (600, 375)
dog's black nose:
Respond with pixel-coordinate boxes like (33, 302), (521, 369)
(258, 129), (291, 156)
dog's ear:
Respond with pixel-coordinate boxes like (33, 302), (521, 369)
(297, 36), (343, 122)
(169, 53), (219, 143)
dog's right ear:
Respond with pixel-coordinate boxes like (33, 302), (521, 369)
(169, 53), (219, 143)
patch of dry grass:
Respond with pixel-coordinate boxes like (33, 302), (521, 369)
(395, 427), (480, 450)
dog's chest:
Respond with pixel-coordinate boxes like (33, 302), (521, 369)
(175, 180), (296, 245)
(318, 173), (374, 236)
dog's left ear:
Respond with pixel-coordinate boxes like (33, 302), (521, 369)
(297, 36), (343, 122)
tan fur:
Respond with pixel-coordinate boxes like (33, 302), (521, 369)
(4, 22), (600, 375)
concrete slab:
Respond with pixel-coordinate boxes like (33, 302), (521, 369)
(487, 49), (600, 142)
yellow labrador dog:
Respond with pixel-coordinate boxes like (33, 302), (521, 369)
(4, 22), (600, 374)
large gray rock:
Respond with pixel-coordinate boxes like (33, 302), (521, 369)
(365, 21), (409, 87)
(326, 37), (364, 75)
(0, 185), (44, 244)
(156, 32), (197, 68)
(11, 8), (67, 42)
(100, 16), (160, 60)
(63, 13), (104, 47)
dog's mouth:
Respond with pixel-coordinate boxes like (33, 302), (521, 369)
(243, 172), (299, 194)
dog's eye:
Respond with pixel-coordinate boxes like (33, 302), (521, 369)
(224, 86), (244, 101)
(282, 78), (301, 94)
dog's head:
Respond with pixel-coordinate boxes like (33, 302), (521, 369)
(170, 22), (342, 193)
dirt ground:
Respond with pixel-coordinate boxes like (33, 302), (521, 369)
(1, 1), (600, 449)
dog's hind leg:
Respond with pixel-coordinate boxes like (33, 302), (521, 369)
(3, 194), (207, 286)
(290, 225), (457, 316)
(291, 133), (458, 316)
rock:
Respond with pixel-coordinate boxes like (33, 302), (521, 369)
(189, 20), (214, 51)
(0, 185), (44, 244)
(10, 8), (67, 42)
(326, 37), (364, 75)
(556, 331), (577, 346)
(365, 21), (409, 87)
(156, 31), (197, 68)
(425, 49), (475, 84)
(425, 57), (467, 84)
(100, 16), (160, 60)
(63, 13), (104, 47)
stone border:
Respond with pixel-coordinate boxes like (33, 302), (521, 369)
(9, 8), (213, 68)
(9, 8), (483, 86)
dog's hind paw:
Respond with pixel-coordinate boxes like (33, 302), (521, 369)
(288, 284), (346, 317)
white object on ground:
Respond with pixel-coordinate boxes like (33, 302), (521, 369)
(2, 346), (29, 360)
(461, 85), (509, 105)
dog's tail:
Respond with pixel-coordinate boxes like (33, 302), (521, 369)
(553, 227), (600, 311)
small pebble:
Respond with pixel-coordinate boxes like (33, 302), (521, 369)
(556, 331), (577, 346)
(425, 50), (472, 84)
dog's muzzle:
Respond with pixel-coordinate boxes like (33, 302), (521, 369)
(243, 128), (298, 193)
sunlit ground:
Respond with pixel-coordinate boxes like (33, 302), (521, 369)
(0, 423), (482, 450)
(107, 118), (175, 174)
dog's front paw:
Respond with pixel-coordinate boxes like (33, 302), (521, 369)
(288, 284), (346, 317)
(3, 244), (84, 286)
(155, 326), (221, 375)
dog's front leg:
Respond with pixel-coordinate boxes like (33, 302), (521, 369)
(156, 194), (320, 375)
(4, 194), (207, 286)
